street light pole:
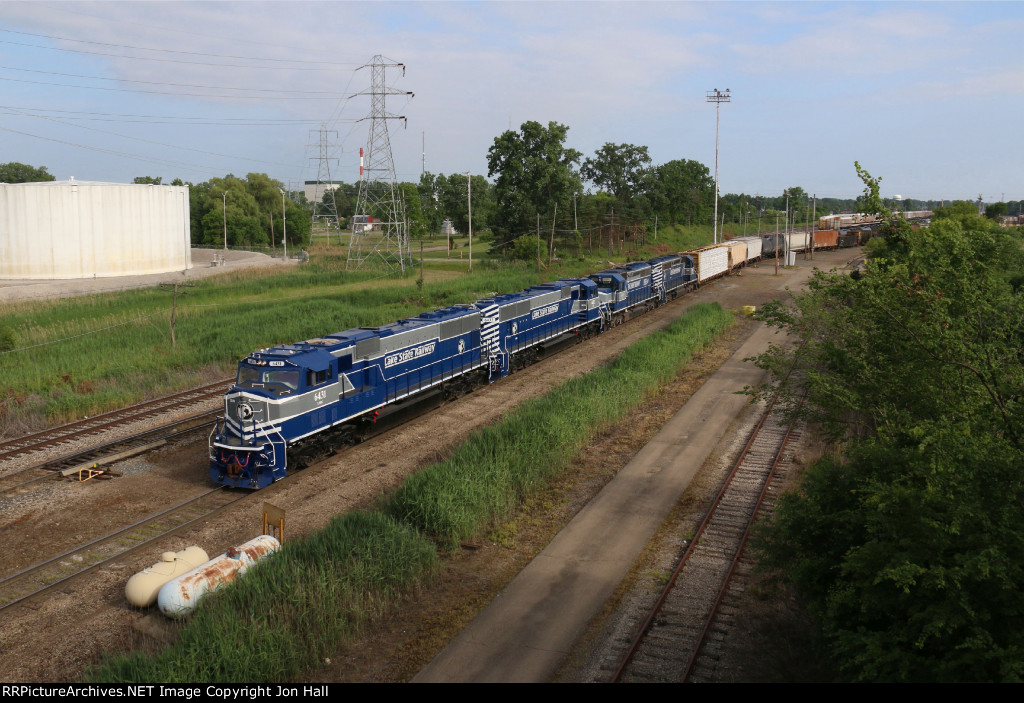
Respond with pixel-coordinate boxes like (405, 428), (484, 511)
(222, 191), (228, 250)
(279, 188), (288, 261)
(706, 88), (731, 245)
(466, 170), (473, 272)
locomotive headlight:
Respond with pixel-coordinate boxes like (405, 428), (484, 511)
(237, 402), (254, 421)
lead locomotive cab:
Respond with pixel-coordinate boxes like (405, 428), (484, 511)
(210, 341), (346, 489)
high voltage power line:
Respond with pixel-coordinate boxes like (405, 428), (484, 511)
(0, 28), (360, 68)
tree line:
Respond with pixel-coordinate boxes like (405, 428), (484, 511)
(4, 146), (1018, 260)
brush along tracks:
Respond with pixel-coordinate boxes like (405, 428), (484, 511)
(610, 396), (803, 683)
(0, 379), (231, 464)
(0, 487), (241, 614)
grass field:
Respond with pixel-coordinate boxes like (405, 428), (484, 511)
(0, 225), (717, 432)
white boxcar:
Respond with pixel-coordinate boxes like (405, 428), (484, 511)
(784, 231), (810, 253)
(733, 235), (763, 262)
(0, 180), (191, 279)
(693, 245), (729, 283)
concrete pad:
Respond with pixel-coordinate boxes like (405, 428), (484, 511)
(413, 322), (778, 682)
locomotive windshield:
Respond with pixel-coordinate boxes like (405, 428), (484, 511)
(236, 365), (300, 392)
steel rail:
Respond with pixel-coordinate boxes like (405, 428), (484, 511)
(680, 400), (803, 682)
(0, 487), (238, 614)
(0, 379), (231, 461)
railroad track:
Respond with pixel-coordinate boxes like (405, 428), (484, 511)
(0, 379), (231, 464)
(0, 410), (220, 498)
(610, 395), (803, 683)
(0, 487), (242, 614)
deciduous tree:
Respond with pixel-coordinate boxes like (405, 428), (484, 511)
(0, 162), (56, 183)
(487, 120), (581, 247)
(649, 158), (714, 225)
(581, 142), (652, 204)
(753, 166), (1024, 681)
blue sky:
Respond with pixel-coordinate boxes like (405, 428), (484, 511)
(0, 1), (1020, 203)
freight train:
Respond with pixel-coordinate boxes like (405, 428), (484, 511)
(817, 210), (932, 231)
(208, 239), (806, 489)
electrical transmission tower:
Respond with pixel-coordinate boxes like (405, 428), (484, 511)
(310, 127), (342, 242)
(347, 55), (413, 272)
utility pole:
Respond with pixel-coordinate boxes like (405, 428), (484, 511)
(537, 213), (541, 270)
(279, 188), (288, 261)
(784, 190), (791, 264)
(810, 193), (816, 260)
(756, 193), (762, 235)
(775, 213), (780, 275)
(466, 170), (472, 272)
(805, 196), (811, 260)
(549, 203), (557, 265)
(706, 88), (731, 245)
(222, 191), (228, 250)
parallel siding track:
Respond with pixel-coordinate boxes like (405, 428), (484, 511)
(0, 379), (230, 463)
(0, 488), (241, 613)
(610, 394), (803, 683)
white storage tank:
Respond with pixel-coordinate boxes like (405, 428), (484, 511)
(0, 180), (191, 279)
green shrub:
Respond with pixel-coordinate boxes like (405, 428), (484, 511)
(0, 323), (15, 352)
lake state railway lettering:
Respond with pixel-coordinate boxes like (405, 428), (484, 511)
(531, 304), (559, 320)
(384, 342), (437, 368)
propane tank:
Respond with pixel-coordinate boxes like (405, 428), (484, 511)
(157, 535), (280, 618)
(125, 546), (209, 608)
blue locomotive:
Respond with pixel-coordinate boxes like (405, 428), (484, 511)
(209, 251), (702, 489)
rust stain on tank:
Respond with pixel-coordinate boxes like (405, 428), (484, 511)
(169, 540), (277, 600)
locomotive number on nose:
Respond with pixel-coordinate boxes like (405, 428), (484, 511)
(313, 390), (327, 403)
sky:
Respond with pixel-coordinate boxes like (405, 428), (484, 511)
(0, 0), (1020, 203)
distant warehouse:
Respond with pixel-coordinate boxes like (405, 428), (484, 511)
(0, 179), (191, 279)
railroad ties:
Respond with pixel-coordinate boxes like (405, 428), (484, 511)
(0, 488), (240, 614)
(0, 381), (231, 498)
(0, 379), (231, 464)
(610, 398), (803, 683)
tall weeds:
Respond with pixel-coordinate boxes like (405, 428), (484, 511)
(383, 303), (733, 546)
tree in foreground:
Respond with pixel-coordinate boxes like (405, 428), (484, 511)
(752, 165), (1024, 682)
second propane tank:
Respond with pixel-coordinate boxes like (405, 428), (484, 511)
(157, 535), (280, 618)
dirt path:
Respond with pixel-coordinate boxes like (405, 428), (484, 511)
(0, 249), (291, 303)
